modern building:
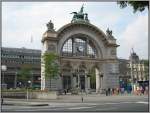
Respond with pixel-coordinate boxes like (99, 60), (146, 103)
(41, 5), (120, 93)
(1, 47), (41, 89)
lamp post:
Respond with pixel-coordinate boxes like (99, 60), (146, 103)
(14, 72), (17, 88)
(1, 65), (7, 85)
(26, 80), (31, 101)
(1, 65), (7, 105)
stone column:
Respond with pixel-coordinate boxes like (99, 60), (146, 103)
(56, 74), (62, 91)
(100, 74), (103, 93)
(78, 73), (80, 89)
(73, 77), (77, 88)
(41, 57), (45, 90)
(72, 72), (77, 88)
(87, 76), (90, 90)
(96, 68), (100, 93)
(85, 74), (88, 92)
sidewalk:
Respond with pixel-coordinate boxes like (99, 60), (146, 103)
(2, 94), (148, 106)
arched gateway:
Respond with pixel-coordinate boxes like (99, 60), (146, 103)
(41, 6), (119, 93)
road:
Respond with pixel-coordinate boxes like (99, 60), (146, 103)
(1, 95), (149, 112)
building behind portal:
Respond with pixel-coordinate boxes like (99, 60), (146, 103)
(1, 47), (41, 89)
(118, 50), (149, 91)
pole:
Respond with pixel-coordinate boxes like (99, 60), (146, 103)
(2, 71), (4, 84)
(14, 72), (17, 88)
(2, 72), (4, 105)
(27, 88), (28, 101)
(130, 54), (134, 93)
(81, 89), (83, 102)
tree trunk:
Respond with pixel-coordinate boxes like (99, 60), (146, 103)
(50, 77), (51, 91)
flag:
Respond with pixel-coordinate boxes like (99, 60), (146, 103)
(31, 35), (33, 43)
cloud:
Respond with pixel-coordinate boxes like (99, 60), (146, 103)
(2, 2), (86, 49)
(2, 2), (148, 59)
(118, 14), (148, 59)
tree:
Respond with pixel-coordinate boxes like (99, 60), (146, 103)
(18, 64), (32, 87)
(42, 52), (59, 90)
(117, 1), (149, 13)
(90, 68), (96, 89)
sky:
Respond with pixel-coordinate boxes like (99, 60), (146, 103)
(2, 2), (148, 59)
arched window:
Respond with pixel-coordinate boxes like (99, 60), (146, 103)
(61, 36), (97, 58)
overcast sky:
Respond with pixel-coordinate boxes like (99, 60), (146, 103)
(2, 2), (148, 59)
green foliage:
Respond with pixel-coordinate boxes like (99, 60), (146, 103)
(89, 68), (96, 89)
(42, 52), (59, 79)
(117, 1), (149, 13)
(42, 52), (59, 90)
(18, 64), (32, 84)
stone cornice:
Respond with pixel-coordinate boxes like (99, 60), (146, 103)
(60, 56), (119, 63)
(41, 31), (58, 43)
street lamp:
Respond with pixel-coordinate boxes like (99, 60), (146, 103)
(1, 65), (7, 105)
(26, 80), (31, 101)
(1, 65), (7, 85)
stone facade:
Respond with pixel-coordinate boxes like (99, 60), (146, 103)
(41, 7), (119, 93)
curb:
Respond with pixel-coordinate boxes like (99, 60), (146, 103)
(2, 103), (49, 106)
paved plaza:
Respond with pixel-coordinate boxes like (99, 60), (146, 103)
(2, 94), (149, 112)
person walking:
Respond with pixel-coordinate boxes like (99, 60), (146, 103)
(105, 89), (108, 96)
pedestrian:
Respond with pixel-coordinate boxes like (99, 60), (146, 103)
(64, 89), (66, 95)
(121, 87), (124, 94)
(112, 88), (115, 95)
(81, 96), (83, 102)
(108, 88), (110, 96)
(117, 87), (120, 95)
(141, 87), (145, 95)
(105, 89), (108, 96)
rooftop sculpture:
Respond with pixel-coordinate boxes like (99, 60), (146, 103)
(71, 4), (89, 23)
(46, 20), (55, 31)
(106, 28), (114, 39)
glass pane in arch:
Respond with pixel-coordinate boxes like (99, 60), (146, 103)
(62, 37), (97, 58)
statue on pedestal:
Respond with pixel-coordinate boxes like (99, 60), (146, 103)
(70, 4), (89, 23)
(47, 20), (54, 31)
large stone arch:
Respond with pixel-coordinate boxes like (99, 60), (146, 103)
(57, 23), (108, 59)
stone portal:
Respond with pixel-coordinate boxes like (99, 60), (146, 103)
(41, 5), (119, 93)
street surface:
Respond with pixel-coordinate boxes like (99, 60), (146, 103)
(1, 94), (149, 112)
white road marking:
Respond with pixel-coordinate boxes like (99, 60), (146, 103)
(68, 106), (94, 110)
(95, 107), (116, 111)
(136, 101), (148, 104)
(104, 102), (121, 105)
(122, 102), (133, 103)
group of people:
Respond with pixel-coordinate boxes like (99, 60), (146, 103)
(105, 86), (149, 96)
(105, 88), (120, 96)
(134, 86), (149, 95)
